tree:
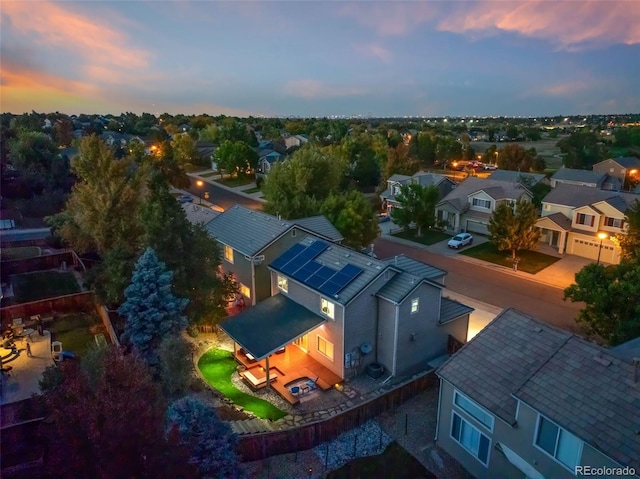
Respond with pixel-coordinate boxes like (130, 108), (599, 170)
(158, 335), (194, 399)
(410, 131), (437, 166)
(171, 133), (201, 167)
(382, 143), (419, 183)
(263, 144), (347, 219)
(564, 259), (640, 345)
(557, 130), (607, 169)
(215, 140), (258, 177)
(496, 144), (536, 172)
(614, 199), (640, 260)
(166, 396), (243, 478)
(390, 184), (439, 237)
(42, 347), (196, 478)
(320, 191), (379, 249)
(119, 248), (189, 366)
(487, 198), (541, 261)
(9, 130), (61, 190)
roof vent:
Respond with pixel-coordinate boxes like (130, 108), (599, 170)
(345, 253), (350, 258)
(376, 265), (382, 269)
(367, 262), (372, 266)
(533, 327), (543, 333)
(593, 354), (612, 367)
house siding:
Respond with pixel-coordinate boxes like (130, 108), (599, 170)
(436, 203), (461, 232)
(593, 159), (626, 182)
(440, 314), (469, 345)
(376, 298), (397, 375)
(218, 244), (254, 303)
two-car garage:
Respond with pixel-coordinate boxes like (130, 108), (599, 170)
(567, 235), (619, 264)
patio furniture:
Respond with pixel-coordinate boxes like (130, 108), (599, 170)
(19, 328), (35, 342)
(241, 370), (277, 390)
(290, 386), (300, 395)
(52, 341), (63, 362)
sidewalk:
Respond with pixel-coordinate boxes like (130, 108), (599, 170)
(188, 170), (266, 203)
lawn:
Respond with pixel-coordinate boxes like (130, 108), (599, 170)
(325, 442), (436, 479)
(460, 242), (561, 274)
(242, 186), (261, 194)
(215, 176), (255, 188)
(198, 348), (287, 421)
(392, 228), (451, 246)
(199, 171), (218, 178)
(11, 271), (81, 303)
(0, 247), (41, 260)
(48, 313), (104, 357)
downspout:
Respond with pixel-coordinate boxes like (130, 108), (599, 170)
(251, 258), (257, 306)
(392, 304), (399, 376)
(434, 377), (443, 440)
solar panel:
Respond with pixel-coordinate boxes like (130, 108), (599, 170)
(306, 266), (337, 288)
(292, 260), (322, 282)
(318, 264), (364, 296)
(294, 240), (329, 264)
(281, 257), (305, 275)
(319, 279), (343, 297)
(270, 243), (306, 270)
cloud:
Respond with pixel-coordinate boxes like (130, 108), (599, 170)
(338, 2), (438, 36)
(284, 80), (369, 99)
(542, 82), (591, 97)
(437, 1), (640, 49)
(353, 43), (393, 63)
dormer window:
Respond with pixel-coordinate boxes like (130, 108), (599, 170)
(320, 298), (335, 320)
(472, 198), (491, 209)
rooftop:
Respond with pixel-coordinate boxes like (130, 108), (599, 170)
(542, 183), (638, 211)
(437, 177), (531, 212)
(551, 167), (606, 185)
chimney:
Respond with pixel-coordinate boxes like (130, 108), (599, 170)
(633, 358), (640, 384)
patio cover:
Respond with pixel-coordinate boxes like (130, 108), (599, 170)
(220, 294), (326, 360)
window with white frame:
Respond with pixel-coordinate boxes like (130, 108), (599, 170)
(453, 391), (495, 431)
(277, 274), (288, 292)
(535, 415), (582, 470)
(576, 213), (594, 227)
(604, 217), (623, 228)
(224, 245), (234, 264)
(411, 298), (419, 314)
(320, 298), (335, 319)
(239, 283), (251, 299)
(317, 336), (334, 360)
(472, 198), (491, 209)
(451, 412), (490, 466)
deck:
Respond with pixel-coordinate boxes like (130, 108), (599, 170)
(234, 344), (342, 405)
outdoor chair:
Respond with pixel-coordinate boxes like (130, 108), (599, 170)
(51, 341), (63, 361)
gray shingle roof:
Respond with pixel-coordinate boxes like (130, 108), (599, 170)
(437, 308), (571, 424)
(181, 203), (220, 227)
(439, 297), (474, 324)
(514, 336), (640, 471)
(383, 254), (446, 283)
(610, 336), (640, 361)
(542, 183), (638, 212)
(376, 272), (422, 303)
(293, 216), (343, 242)
(609, 156), (640, 168)
(204, 205), (339, 256)
(537, 212), (572, 230)
(436, 177), (531, 212)
(551, 167), (606, 185)
(488, 170), (546, 186)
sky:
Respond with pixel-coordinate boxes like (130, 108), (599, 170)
(1, 0), (639, 118)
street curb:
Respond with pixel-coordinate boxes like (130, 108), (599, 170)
(188, 173), (267, 204)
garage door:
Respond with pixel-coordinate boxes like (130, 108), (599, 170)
(465, 220), (489, 235)
(569, 238), (617, 263)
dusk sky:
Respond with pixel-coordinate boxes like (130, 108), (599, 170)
(1, 1), (639, 118)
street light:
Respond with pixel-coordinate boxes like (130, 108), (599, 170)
(196, 180), (204, 205)
(596, 232), (608, 265)
(452, 161), (458, 181)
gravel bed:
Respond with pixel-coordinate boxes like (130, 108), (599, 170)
(229, 370), (296, 416)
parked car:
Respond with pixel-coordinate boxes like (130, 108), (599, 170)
(447, 233), (473, 249)
(377, 214), (391, 223)
(483, 164), (498, 170)
(178, 195), (194, 203)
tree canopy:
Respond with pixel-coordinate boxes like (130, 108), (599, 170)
(215, 140), (258, 177)
(320, 190), (379, 249)
(487, 198), (541, 261)
(615, 200), (640, 260)
(557, 130), (607, 169)
(390, 183), (440, 237)
(496, 144), (537, 172)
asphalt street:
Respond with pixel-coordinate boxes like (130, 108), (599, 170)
(186, 177), (263, 211)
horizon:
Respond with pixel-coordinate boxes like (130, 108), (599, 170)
(1, 1), (639, 117)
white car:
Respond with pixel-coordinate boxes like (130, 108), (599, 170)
(447, 233), (473, 249)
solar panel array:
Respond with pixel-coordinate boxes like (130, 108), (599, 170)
(272, 240), (364, 297)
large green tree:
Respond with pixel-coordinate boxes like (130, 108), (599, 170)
(390, 184), (439, 237)
(496, 144), (537, 172)
(487, 198), (541, 262)
(170, 133), (201, 167)
(564, 259), (640, 345)
(557, 130), (607, 169)
(214, 140), (258, 177)
(320, 190), (379, 249)
(382, 143), (419, 184)
(614, 199), (640, 260)
(8, 130), (64, 189)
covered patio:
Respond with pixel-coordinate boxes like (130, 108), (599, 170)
(220, 294), (342, 405)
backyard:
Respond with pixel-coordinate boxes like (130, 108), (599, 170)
(11, 271), (81, 303)
(460, 242), (561, 274)
(392, 228), (451, 246)
(198, 348), (287, 421)
(48, 312), (106, 357)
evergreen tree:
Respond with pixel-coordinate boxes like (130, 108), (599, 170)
(119, 248), (188, 365)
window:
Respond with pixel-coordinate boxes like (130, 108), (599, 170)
(317, 336), (334, 360)
(451, 412), (490, 466)
(411, 298), (419, 314)
(604, 217), (623, 228)
(320, 298), (334, 319)
(239, 283), (251, 299)
(277, 275), (288, 293)
(472, 198), (491, 209)
(535, 415), (582, 470)
(576, 213), (594, 226)
(224, 245), (234, 264)
(453, 391), (494, 431)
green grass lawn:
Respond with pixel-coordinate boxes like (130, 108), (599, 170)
(198, 348), (287, 421)
(242, 186), (261, 194)
(199, 171), (218, 178)
(392, 228), (451, 246)
(325, 442), (436, 479)
(48, 313), (103, 356)
(11, 271), (81, 303)
(0, 247), (41, 260)
(460, 242), (561, 274)
(215, 176), (255, 188)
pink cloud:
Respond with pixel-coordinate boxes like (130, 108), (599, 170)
(284, 79), (368, 99)
(338, 2), (438, 36)
(543, 82), (591, 97)
(354, 43), (393, 63)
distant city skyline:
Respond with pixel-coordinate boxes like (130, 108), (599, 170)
(1, 1), (639, 117)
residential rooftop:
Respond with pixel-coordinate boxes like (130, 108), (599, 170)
(436, 177), (531, 211)
(542, 183), (639, 211)
(551, 167), (606, 185)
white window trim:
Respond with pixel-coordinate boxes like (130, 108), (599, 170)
(317, 335), (334, 361)
(224, 245), (234, 264)
(411, 298), (419, 314)
(472, 198), (491, 209)
(450, 411), (491, 467)
(277, 274), (288, 293)
(453, 390), (495, 432)
(533, 414), (583, 473)
(320, 298), (335, 320)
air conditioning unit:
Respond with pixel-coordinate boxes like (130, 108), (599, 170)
(253, 255), (265, 265)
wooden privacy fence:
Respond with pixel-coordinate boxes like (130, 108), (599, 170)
(0, 291), (95, 324)
(95, 303), (120, 347)
(0, 250), (84, 281)
(236, 370), (436, 462)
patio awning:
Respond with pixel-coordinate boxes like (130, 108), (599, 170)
(219, 294), (326, 360)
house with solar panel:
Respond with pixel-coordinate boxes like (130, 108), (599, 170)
(220, 236), (472, 404)
(204, 205), (343, 306)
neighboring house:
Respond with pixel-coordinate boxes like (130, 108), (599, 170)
(435, 177), (533, 235)
(487, 170), (547, 187)
(436, 308), (640, 479)
(221, 236), (472, 382)
(101, 131), (144, 148)
(380, 172), (456, 213)
(535, 183), (638, 263)
(204, 205), (343, 305)
(283, 134), (309, 150)
(257, 149), (285, 175)
(550, 167), (607, 188)
(180, 203), (219, 227)
(194, 141), (217, 165)
(593, 156), (640, 190)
